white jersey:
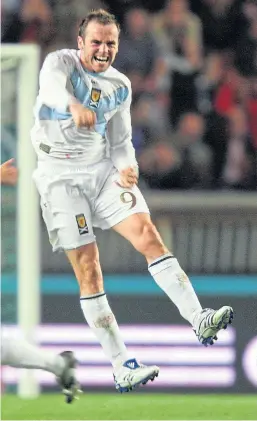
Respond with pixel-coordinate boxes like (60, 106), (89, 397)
(31, 49), (137, 171)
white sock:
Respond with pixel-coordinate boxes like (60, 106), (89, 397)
(148, 254), (202, 326)
(1, 335), (64, 376)
(80, 292), (129, 369)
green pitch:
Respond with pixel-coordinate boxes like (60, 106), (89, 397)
(1, 393), (256, 420)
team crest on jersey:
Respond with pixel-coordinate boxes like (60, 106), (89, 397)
(75, 214), (89, 235)
(89, 88), (101, 108)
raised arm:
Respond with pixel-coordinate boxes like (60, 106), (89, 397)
(39, 52), (96, 128)
(39, 52), (76, 111)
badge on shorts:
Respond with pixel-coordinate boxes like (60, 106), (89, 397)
(75, 214), (89, 235)
(89, 88), (101, 108)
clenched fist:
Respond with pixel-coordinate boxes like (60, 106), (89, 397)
(69, 103), (96, 129)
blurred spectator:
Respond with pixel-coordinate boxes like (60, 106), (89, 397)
(114, 8), (164, 101)
(214, 65), (247, 116)
(131, 94), (171, 153)
(213, 63), (257, 186)
(196, 52), (224, 115)
(203, 111), (228, 187)
(21, 0), (53, 41)
(103, 0), (137, 24)
(2, 0), (105, 53)
(221, 106), (256, 189)
(246, 76), (257, 151)
(138, 139), (200, 190)
(193, 0), (243, 52)
(45, 0), (103, 53)
(104, 0), (166, 24)
(140, 0), (167, 12)
(1, 0), (53, 46)
(153, 0), (203, 126)
(138, 112), (212, 190)
(235, 0), (257, 77)
(1, 0), (23, 43)
(195, 52), (230, 185)
(171, 112), (213, 187)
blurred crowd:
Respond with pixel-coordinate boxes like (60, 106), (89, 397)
(2, 0), (257, 190)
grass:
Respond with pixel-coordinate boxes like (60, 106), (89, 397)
(1, 393), (257, 420)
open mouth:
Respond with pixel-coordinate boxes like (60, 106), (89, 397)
(94, 56), (109, 63)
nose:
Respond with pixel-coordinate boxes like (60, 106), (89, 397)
(98, 43), (108, 55)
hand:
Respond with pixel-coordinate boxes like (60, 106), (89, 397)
(0, 159), (18, 186)
(69, 103), (96, 129)
(117, 167), (138, 188)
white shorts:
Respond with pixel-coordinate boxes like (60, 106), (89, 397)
(33, 158), (149, 251)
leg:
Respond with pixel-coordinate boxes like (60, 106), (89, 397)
(66, 242), (159, 392)
(1, 334), (79, 403)
(94, 179), (203, 330)
(65, 242), (129, 368)
(36, 174), (159, 392)
(1, 335), (63, 373)
(113, 213), (233, 346)
(113, 213), (202, 325)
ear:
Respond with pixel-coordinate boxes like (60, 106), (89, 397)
(77, 36), (84, 50)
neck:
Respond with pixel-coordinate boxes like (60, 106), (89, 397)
(79, 51), (93, 72)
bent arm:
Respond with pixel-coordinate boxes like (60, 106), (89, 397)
(106, 87), (138, 172)
(39, 52), (77, 111)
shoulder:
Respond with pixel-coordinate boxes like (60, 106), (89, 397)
(188, 12), (203, 31)
(108, 67), (132, 105)
(107, 66), (131, 91)
(42, 49), (78, 70)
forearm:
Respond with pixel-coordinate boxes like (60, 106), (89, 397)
(107, 83), (138, 171)
(110, 142), (138, 173)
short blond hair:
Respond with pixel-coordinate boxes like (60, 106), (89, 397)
(78, 9), (120, 38)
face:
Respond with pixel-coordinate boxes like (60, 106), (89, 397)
(166, 0), (188, 25)
(126, 9), (148, 37)
(180, 113), (205, 140)
(78, 21), (119, 73)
